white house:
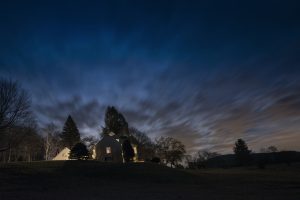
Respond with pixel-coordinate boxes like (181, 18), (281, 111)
(52, 132), (139, 162)
(95, 132), (139, 162)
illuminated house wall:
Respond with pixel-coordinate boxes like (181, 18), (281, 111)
(95, 134), (123, 162)
(52, 147), (70, 160)
(95, 132), (139, 163)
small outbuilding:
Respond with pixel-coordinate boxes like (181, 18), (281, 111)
(52, 147), (70, 160)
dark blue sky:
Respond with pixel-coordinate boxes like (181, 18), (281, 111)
(1, 0), (300, 153)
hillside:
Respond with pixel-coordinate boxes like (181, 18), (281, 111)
(0, 161), (300, 200)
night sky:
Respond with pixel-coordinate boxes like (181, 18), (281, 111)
(1, 1), (300, 153)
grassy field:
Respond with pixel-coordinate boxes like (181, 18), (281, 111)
(0, 161), (300, 200)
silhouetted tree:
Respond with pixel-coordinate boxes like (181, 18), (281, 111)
(60, 115), (80, 149)
(233, 139), (251, 166)
(82, 136), (98, 149)
(82, 136), (98, 159)
(129, 127), (152, 146)
(196, 150), (220, 161)
(42, 123), (61, 160)
(260, 145), (278, 153)
(69, 142), (89, 160)
(155, 136), (186, 167)
(129, 127), (155, 160)
(0, 124), (44, 162)
(103, 106), (129, 135)
(267, 146), (278, 153)
(122, 139), (134, 162)
(187, 150), (220, 168)
(0, 79), (31, 152)
(185, 155), (196, 169)
(20, 127), (44, 162)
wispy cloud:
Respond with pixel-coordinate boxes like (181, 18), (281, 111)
(1, 0), (300, 154)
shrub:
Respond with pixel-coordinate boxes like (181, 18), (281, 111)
(69, 142), (89, 160)
(151, 157), (161, 163)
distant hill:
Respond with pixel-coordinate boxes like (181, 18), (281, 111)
(205, 151), (300, 168)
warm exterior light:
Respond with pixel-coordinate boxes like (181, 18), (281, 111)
(133, 146), (138, 154)
(52, 147), (70, 160)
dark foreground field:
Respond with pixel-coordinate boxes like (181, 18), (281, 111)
(0, 161), (300, 200)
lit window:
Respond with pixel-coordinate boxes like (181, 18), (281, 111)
(106, 147), (111, 154)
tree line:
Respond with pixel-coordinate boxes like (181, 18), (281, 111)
(0, 79), (43, 162)
(186, 138), (300, 169)
(1, 78), (297, 168)
(0, 79), (186, 166)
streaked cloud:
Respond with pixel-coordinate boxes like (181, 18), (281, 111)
(1, 0), (300, 154)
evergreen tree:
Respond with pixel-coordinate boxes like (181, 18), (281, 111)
(233, 139), (251, 166)
(122, 139), (135, 162)
(60, 115), (80, 149)
(69, 142), (89, 160)
(103, 106), (129, 135)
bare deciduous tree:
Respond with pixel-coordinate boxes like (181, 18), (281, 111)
(43, 123), (61, 160)
(82, 136), (98, 149)
(260, 145), (279, 153)
(0, 79), (30, 132)
(155, 136), (186, 168)
(196, 150), (220, 162)
(0, 79), (31, 152)
(129, 127), (155, 160)
(0, 123), (42, 162)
